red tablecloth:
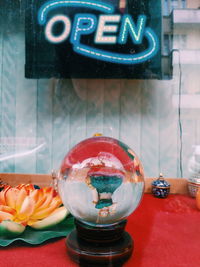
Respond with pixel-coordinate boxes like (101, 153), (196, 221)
(1, 194), (200, 267)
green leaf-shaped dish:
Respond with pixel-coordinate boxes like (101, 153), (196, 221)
(0, 216), (74, 247)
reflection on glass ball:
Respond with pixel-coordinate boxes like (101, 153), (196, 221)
(57, 136), (144, 226)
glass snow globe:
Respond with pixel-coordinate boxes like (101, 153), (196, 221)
(56, 136), (145, 265)
(57, 136), (144, 226)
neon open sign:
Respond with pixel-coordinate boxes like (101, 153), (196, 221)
(38, 0), (159, 65)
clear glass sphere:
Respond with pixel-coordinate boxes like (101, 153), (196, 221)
(57, 136), (144, 226)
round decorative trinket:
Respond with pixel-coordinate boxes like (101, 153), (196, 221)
(152, 173), (170, 198)
(196, 188), (200, 210)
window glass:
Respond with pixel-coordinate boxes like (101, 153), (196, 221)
(0, 0), (200, 178)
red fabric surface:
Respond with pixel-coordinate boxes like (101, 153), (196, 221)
(0, 194), (199, 267)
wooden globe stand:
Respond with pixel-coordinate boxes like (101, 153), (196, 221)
(66, 219), (133, 266)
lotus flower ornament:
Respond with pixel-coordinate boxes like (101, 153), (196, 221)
(0, 184), (69, 237)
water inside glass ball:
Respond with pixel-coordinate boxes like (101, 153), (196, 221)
(57, 136), (144, 226)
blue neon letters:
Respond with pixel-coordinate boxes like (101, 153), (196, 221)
(71, 14), (97, 45)
(38, 0), (159, 64)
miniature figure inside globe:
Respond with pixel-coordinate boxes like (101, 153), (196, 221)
(57, 136), (144, 226)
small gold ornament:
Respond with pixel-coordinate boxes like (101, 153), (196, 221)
(93, 133), (103, 137)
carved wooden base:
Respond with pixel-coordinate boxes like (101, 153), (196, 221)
(66, 219), (133, 266)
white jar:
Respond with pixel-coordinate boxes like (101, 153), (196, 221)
(188, 146), (200, 197)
